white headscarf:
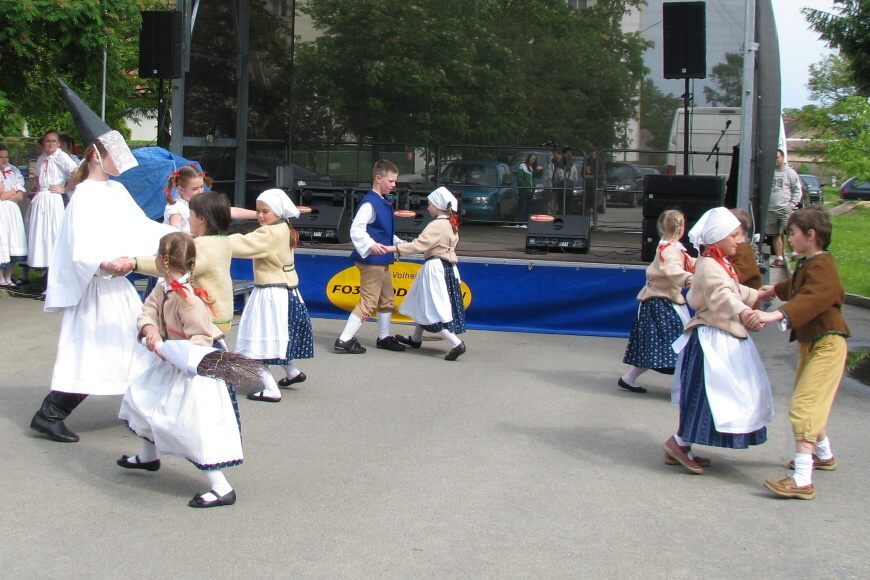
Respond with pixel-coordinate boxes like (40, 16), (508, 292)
(257, 188), (300, 219)
(688, 206), (740, 250)
(428, 186), (458, 211)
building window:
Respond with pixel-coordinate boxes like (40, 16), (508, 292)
(567, 0), (589, 10)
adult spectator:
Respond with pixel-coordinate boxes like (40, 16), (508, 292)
(765, 149), (802, 267)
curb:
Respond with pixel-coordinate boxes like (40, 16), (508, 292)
(845, 293), (870, 309)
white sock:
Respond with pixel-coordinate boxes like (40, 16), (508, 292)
(282, 363), (301, 379)
(256, 369), (281, 398)
(814, 437), (833, 460)
(438, 329), (462, 347)
(201, 470), (232, 500)
(136, 440), (159, 463)
(411, 325), (424, 342)
(673, 434), (688, 447)
(793, 453), (813, 487)
(339, 314), (363, 342)
(377, 311), (393, 340)
(622, 366), (647, 386)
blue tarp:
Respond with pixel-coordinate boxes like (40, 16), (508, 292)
(112, 147), (202, 220)
(231, 252), (645, 337)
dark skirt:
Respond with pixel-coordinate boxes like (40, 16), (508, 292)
(420, 262), (466, 335)
(622, 298), (684, 373)
(0, 255), (26, 269)
(261, 289), (315, 365)
(677, 330), (767, 449)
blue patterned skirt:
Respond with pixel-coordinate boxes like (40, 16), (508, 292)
(260, 288), (315, 365)
(623, 298), (685, 373)
(0, 255), (26, 269)
(677, 330), (767, 449)
(420, 262), (467, 335)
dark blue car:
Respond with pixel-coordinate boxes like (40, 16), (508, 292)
(439, 160), (519, 222)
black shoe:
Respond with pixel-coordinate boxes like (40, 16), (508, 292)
(247, 391), (281, 403)
(278, 372), (306, 388)
(376, 336), (406, 351)
(334, 337), (366, 354)
(394, 334), (422, 349)
(116, 454), (161, 471)
(30, 412), (79, 442)
(444, 342), (466, 361)
(188, 489), (236, 508)
(617, 378), (647, 394)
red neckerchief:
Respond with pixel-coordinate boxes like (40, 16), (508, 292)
(657, 241), (695, 273)
(702, 246), (737, 279)
(168, 279), (216, 316)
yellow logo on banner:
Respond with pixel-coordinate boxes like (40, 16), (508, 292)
(326, 262), (472, 322)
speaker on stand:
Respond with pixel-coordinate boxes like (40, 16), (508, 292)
(394, 210), (434, 242)
(139, 11), (183, 148)
(291, 206), (351, 243)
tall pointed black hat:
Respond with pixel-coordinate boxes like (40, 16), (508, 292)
(57, 79), (138, 173)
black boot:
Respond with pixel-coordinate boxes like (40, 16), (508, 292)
(30, 391), (88, 443)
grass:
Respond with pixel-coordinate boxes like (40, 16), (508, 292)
(821, 187), (870, 297)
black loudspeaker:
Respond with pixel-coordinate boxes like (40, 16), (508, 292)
(525, 215), (591, 253)
(394, 212), (434, 242)
(290, 206), (350, 243)
(641, 218), (696, 262)
(139, 11), (182, 79)
(643, 175), (724, 221)
(663, 2), (706, 79)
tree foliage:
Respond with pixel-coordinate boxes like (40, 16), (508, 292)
(0, 0), (165, 139)
(702, 52), (742, 107)
(802, 0), (870, 95)
(639, 79), (681, 151)
(295, 0), (647, 149)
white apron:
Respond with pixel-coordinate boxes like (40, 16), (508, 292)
(0, 200), (27, 263)
(235, 286), (291, 359)
(399, 259), (457, 325)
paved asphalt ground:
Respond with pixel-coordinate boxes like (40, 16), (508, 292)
(1, 289), (868, 578)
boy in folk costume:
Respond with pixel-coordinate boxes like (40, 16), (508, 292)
(29, 80), (175, 443)
(334, 160), (407, 354)
(386, 187), (468, 361)
(753, 207), (850, 500)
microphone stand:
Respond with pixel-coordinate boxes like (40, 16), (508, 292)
(706, 121), (730, 177)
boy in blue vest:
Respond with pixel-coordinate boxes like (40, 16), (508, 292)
(334, 160), (406, 353)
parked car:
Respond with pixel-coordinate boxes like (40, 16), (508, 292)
(799, 174), (823, 205)
(838, 177), (870, 201)
(438, 160), (519, 222)
(604, 162), (654, 207)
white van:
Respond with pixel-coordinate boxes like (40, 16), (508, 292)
(666, 107), (742, 176)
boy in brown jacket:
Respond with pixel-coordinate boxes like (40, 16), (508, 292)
(752, 207), (850, 500)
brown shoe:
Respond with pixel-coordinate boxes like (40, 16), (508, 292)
(787, 454), (837, 471)
(664, 450), (711, 468)
(764, 476), (815, 500)
(663, 436), (703, 474)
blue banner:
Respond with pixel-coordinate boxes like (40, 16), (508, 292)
(231, 251), (645, 337)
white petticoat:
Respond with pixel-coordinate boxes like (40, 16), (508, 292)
(50, 275), (153, 395)
(235, 286), (290, 359)
(27, 191), (65, 267)
(0, 200), (27, 263)
(399, 259), (456, 325)
(119, 361), (243, 469)
(672, 326), (773, 433)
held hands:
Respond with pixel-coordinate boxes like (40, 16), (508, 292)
(383, 245), (397, 253)
(739, 309), (765, 331)
(756, 284), (777, 301)
(140, 325), (165, 357)
(100, 257), (136, 276)
(369, 243), (389, 256)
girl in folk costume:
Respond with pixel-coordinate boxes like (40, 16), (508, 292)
(231, 188), (314, 402)
(163, 165), (212, 232)
(619, 210), (694, 394)
(29, 80), (175, 444)
(27, 130), (78, 284)
(387, 187), (468, 361)
(119, 232), (251, 509)
(0, 144), (28, 287)
(663, 207), (774, 475)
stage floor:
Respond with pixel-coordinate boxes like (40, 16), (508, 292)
(296, 205), (648, 265)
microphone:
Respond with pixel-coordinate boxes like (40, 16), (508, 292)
(725, 120), (732, 128)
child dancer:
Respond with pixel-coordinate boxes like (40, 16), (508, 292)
(163, 165), (212, 232)
(387, 187), (467, 361)
(754, 207), (850, 500)
(619, 209), (694, 394)
(118, 232), (244, 508)
(28, 130), (78, 294)
(0, 144), (28, 287)
(663, 207), (773, 475)
(231, 188), (314, 402)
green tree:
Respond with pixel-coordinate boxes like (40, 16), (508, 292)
(702, 52), (742, 107)
(295, 0), (647, 149)
(639, 79), (681, 151)
(803, 0), (870, 95)
(0, 0), (162, 139)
